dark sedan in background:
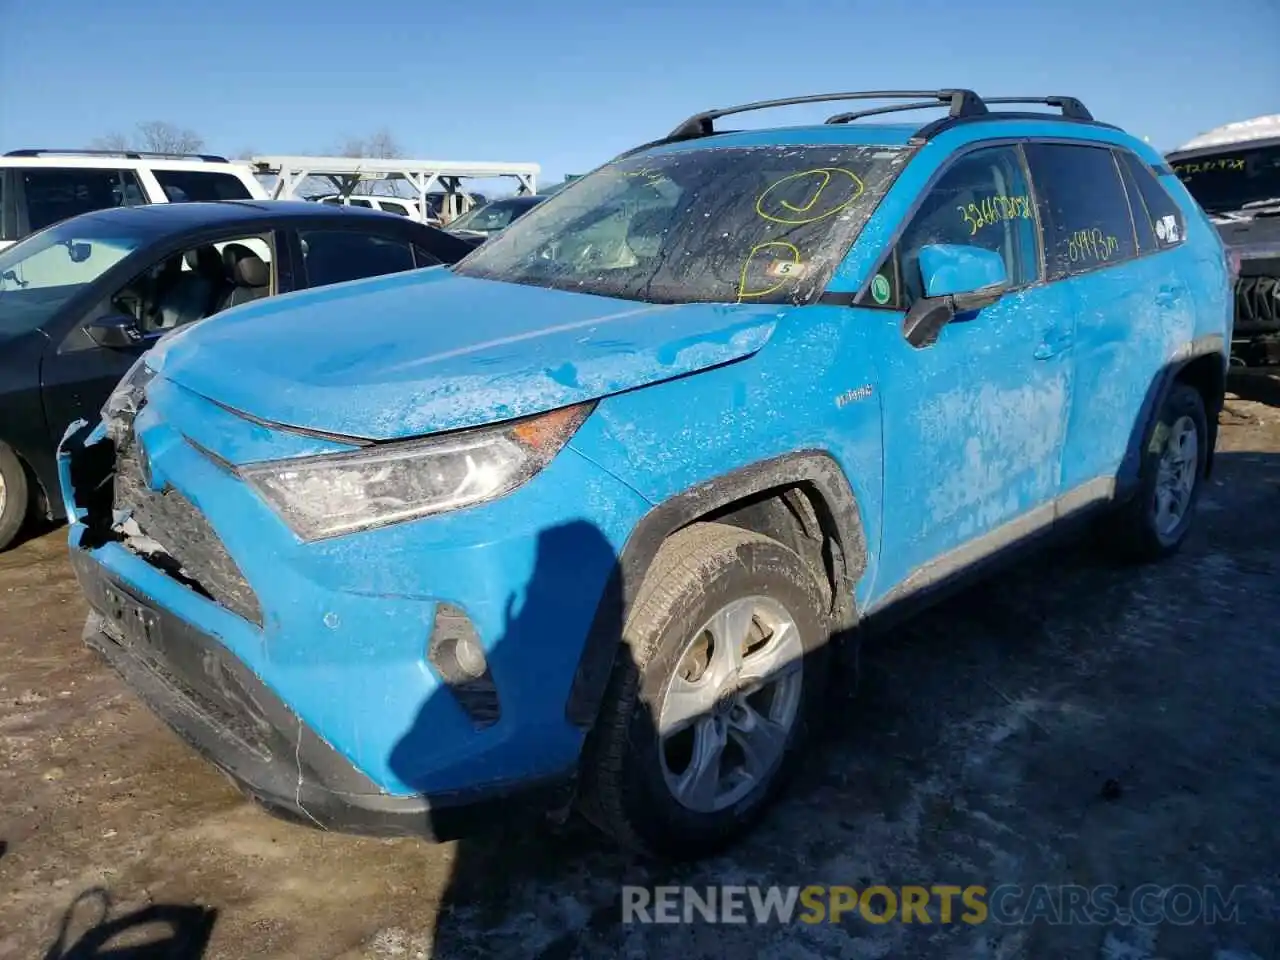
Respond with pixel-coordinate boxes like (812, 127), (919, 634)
(0, 200), (474, 549)
(445, 194), (547, 245)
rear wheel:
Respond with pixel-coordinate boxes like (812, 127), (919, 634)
(579, 522), (831, 858)
(1107, 381), (1208, 561)
(0, 442), (30, 552)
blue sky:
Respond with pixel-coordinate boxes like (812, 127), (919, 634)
(1, 0), (1277, 186)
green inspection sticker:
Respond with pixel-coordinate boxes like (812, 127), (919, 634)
(870, 274), (892, 305)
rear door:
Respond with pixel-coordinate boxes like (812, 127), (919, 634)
(1024, 142), (1191, 506)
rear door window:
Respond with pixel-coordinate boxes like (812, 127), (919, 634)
(152, 169), (254, 202)
(1023, 143), (1138, 279)
(20, 168), (148, 232)
(298, 230), (417, 288)
(1118, 151), (1185, 251)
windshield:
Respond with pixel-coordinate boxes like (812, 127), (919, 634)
(0, 217), (149, 336)
(453, 145), (908, 305)
(449, 198), (541, 234)
(1172, 141), (1280, 215)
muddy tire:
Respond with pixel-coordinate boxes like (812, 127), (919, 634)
(0, 443), (29, 552)
(1107, 381), (1208, 562)
(578, 521), (830, 859)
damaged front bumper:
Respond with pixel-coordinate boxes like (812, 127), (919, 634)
(55, 374), (647, 839)
(71, 556), (571, 838)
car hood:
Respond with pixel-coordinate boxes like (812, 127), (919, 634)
(145, 268), (781, 441)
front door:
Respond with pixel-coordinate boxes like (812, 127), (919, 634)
(41, 231), (279, 442)
(865, 143), (1074, 603)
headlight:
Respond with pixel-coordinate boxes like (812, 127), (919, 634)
(239, 402), (595, 541)
(102, 357), (156, 450)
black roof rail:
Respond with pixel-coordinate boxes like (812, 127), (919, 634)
(824, 99), (964, 124)
(4, 148), (231, 162)
(667, 89), (988, 141)
(979, 96), (1094, 121)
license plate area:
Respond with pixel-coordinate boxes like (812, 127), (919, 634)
(101, 582), (163, 655)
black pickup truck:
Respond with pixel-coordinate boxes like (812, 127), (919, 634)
(1167, 116), (1280, 367)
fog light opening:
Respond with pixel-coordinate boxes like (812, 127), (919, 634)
(428, 603), (501, 728)
(452, 634), (488, 679)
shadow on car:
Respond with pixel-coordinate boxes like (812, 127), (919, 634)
(413, 449), (1277, 956)
(387, 347), (1268, 956)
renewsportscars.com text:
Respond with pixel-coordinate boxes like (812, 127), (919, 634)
(621, 884), (1244, 926)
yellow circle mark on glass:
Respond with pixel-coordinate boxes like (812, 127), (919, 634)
(756, 168), (865, 225)
(738, 241), (802, 301)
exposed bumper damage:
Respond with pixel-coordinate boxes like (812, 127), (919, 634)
(61, 428), (574, 839)
(73, 565), (571, 839)
(55, 374), (643, 840)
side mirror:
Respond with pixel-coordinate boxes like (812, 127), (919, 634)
(86, 313), (144, 349)
(902, 244), (1010, 349)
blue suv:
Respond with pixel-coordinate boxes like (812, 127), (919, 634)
(59, 90), (1231, 858)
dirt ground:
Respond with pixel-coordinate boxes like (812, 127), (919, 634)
(3, 378), (1280, 960)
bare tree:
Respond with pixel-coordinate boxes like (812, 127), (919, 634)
(335, 128), (403, 160)
(136, 121), (204, 154)
(364, 128), (402, 160)
(88, 131), (131, 152)
(88, 121), (205, 155)
(327, 128), (407, 198)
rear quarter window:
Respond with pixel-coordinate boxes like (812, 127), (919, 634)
(1117, 152), (1185, 251)
(1024, 143), (1138, 279)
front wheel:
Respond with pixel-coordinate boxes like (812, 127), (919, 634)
(579, 522), (831, 859)
(1108, 381), (1208, 561)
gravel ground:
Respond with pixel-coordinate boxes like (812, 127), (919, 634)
(2, 384), (1279, 960)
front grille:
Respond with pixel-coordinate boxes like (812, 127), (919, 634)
(1235, 275), (1280, 333)
(113, 446), (264, 626)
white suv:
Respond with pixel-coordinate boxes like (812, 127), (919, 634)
(313, 194), (436, 222)
(0, 150), (269, 251)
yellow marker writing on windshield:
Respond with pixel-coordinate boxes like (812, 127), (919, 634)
(756, 168), (865, 225)
(737, 241), (802, 301)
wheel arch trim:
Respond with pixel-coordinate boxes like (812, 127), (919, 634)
(565, 449), (868, 729)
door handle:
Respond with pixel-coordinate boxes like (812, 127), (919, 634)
(1034, 331), (1073, 360)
